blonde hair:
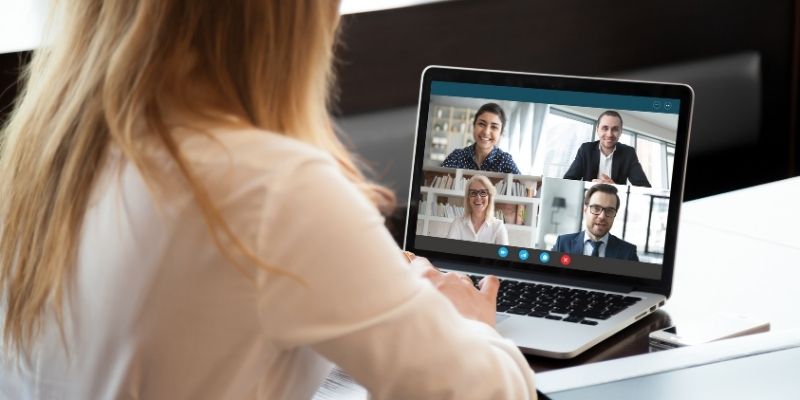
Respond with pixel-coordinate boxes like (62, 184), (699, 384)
(463, 175), (496, 219)
(0, 0), (394, 354)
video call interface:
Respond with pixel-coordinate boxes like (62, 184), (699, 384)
(413, 81), (681, 280)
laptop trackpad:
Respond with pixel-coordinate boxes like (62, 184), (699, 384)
(496, 313), (512, 325)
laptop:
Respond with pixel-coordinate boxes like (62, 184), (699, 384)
(404, 66), (693, 359)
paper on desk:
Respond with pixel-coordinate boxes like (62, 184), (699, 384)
(313, 366), (367, 400)
(536, 329), (800, 394)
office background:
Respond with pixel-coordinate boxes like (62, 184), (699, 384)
(2, 0), (800, 237)
(3, 0), (800, 381)
(332, 0), (800, 204)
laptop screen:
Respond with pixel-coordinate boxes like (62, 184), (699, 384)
(406, 67), (693, 289)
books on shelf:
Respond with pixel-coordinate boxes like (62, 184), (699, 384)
(428, 174), (470, 192)
(440, 203), (464, 219)
(453, 176), (467, 192)
(425, 178), (537, 198)
(494, 179), (507, 196)
(419, 202), (466, 219)
(492, 179), (535, 197)
(430, 175), (454, 190)
(425, 169), (538, 199)
(509, 181), (537, 197)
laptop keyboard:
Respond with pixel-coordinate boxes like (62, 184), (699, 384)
(469, 275), (642, 326)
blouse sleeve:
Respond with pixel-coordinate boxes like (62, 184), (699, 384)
(504, 154), (521, 174)
(254, 156), (536, 399)
(440, 149), (459, 168)
(446, 217), (462, 240)
(496, 220), (510, 245)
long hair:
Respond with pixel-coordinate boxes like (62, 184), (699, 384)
(462, 175), (496, 219)
(0, 0), (394, 354)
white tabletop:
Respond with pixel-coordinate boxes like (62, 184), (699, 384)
(666, 176), (800, 330)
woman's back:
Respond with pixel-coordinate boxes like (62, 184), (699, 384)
(3, 126), (536, 398)
(2, 128), (336, 397)
(1, 1), (536, 397)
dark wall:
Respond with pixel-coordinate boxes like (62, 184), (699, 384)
(336, 0), (800, 200)
(0, 51), (29, 126)
(1, 1), (797, 200)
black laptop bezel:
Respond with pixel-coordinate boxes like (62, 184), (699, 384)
(404, 66), (693, 298)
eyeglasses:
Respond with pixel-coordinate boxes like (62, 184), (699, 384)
(468, 189), (489, 198)
(587, 204), (617, 217)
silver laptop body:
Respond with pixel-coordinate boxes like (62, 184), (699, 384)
(404, 66), (693, 358)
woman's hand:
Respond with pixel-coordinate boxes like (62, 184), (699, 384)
(407, 255), (499, 327)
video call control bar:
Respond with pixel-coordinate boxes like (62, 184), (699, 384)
(414, 236), (663, 280)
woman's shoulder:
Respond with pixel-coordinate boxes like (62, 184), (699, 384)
(441, 146), (475, 168)
(487, 216), (507, 227)
(446, 145), (472, 158)
(177, 126), (335, 171)
(458, 144), (474, 153)
(451, 214), (468, 224)
(493, 146), (514, 158)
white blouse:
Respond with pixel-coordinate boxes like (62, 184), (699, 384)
(0, 126), (535, 399)
(446, 215), (510, 245)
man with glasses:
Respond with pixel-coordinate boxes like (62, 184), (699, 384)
(551, 184), (639, 261)
(563, 110), (651, 187)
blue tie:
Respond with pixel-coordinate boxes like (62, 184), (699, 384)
(590, 240), (602, 257)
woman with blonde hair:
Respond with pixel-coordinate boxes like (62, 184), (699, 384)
(0, 1), (535, 398)
(447, 175), (510, 245)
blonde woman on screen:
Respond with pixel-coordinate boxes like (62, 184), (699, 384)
(0, 1), (535, 398)
(447, 175), (510, 245)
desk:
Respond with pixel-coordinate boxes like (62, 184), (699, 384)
(315, 178), (800, 397)
(526, 176), (800, 371)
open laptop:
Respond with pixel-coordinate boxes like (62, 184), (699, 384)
(404, 66), (693, 359)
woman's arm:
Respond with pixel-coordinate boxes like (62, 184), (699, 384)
(255, 156), (535, 399)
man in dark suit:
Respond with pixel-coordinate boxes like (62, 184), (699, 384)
(552, 184), (639, 262)
(563, 110), (651, 187)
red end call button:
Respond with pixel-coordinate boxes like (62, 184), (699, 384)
(560, 254), (571, 266)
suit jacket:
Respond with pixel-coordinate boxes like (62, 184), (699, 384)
(551, 231), (639, 262)
(563, 141), (651, 187)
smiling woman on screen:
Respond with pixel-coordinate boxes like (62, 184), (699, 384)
(447, 175), (510, 245)
(441, 102), (521, 174)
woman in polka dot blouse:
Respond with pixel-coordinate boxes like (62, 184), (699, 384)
(441, 103), (520, 174)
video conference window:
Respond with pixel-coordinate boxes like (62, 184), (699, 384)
(417, 95), (679, 266)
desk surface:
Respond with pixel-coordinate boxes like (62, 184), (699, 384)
(314, 178), (800, 396)
(538, 329), (800, 399)
(527, 176), (800, 371)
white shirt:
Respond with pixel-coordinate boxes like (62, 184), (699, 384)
(446, 215), (510, 245)
(582, 231), (609, 257)
(0, 126), (535, 399)
(597, 143), (615, 181)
